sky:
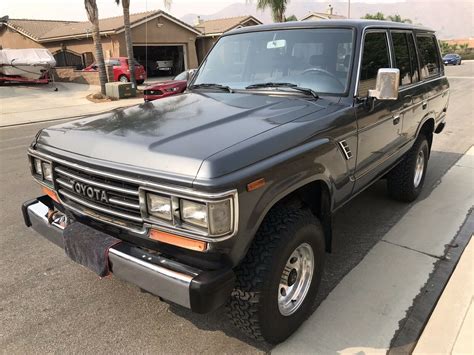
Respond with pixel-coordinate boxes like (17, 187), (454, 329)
(2, 0), (407, 21)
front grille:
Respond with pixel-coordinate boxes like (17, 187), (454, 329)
(144, 89), (163, 96)
(54, 164), (143, 227)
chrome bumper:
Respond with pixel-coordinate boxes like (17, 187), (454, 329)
(22, 197), (234, 313)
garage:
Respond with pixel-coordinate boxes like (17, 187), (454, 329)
(134, 44), (186, 77)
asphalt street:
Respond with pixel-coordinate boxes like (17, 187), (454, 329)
(0, 62), (473, 353)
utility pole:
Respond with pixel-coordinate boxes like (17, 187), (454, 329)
(348, 0), (351, 18)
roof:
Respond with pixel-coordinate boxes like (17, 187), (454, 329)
(4, 10), (201, 42)
(227, 19), (434, 36)
(195, 15), (262, 36)
(301, 12), (347, 21)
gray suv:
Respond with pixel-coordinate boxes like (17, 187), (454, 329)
(23, 20), (449, 343)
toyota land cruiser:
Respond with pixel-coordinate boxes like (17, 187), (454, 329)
(22, 20), (449, 343)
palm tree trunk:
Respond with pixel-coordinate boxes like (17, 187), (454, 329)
(121, 0), (136, 88)
(85, 0), (108, 95)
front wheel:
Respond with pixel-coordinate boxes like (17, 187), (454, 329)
(387, 134), (430, 202)
(227, 207), (325, 343)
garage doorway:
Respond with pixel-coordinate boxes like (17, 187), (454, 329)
(133, 45), (186, 78)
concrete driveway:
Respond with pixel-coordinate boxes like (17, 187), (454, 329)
(0, 63), (473, 353)
(0, 82), (143, 127)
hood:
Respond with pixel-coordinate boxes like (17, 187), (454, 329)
(36, 92), (325, 181)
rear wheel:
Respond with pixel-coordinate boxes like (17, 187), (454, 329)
(118, 75), (129, 83)
(227, 207), (325, 344)
(136, 79), (144, 85)
(387, 134), (430, 202)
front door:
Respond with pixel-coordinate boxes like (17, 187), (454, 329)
(353, 30), (402, 193)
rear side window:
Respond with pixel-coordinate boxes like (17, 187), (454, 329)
(358, 31), (391, 96)
(416, 34), (441, 78)
(392, 32), (419, 86)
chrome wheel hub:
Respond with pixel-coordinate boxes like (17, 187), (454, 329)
(278, 243), (314, 316)
(413, 150), (425, 188)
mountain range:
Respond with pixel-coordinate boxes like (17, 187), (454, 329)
(181, 0), (473, 39)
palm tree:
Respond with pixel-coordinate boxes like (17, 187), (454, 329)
(84, 0), (108, 95)
(254, 0), (289, 23)
(115, 0), (136, 88)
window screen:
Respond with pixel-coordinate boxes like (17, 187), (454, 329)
(416, 34), (440, 78)
(358, 32), (391, 96)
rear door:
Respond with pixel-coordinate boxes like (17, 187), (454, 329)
(353, 30), (402, 192)
(389, 30), (425, 146)
(415, 33), (448, 128)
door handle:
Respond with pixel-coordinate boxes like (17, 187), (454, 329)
(392, 115), (401, 125)
(422, 100), (428, 110)
(403, 95), (414, 108)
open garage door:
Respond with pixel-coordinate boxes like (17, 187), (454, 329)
(134, 45), (186, 78)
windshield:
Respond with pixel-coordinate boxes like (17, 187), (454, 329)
(193, 28), (354, 95)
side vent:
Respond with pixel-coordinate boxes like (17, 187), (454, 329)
(339, 140), (353, 160)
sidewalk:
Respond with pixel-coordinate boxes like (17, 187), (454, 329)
(0, 82), (143, 127)
(413, 238), (473, 354)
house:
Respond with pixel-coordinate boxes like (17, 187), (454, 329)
(194, 15), (262, 63)
(0, 10), (201, 75)
(301, 5), (347, 21)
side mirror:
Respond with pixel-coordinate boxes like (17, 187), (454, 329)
(368, 68), (400, 100)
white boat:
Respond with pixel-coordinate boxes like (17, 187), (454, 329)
(0, 48), (56, 80)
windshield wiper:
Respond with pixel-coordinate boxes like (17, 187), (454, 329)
(188, 83), (234, 93)
(245, 82), (319, 99)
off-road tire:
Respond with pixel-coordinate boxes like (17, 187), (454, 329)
(387, 134), (430, 202)
(227, 207), (325, 344)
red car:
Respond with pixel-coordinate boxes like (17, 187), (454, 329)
(83, 57), (147, 84)
(143, 70), (195, 102)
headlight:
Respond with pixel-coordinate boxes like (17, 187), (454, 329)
(42, 162), (52, 181)
(33, 158), (43, 175)
(147, 194), (172, 221)
(181, 200), (208, 228)
(208, 200), (232, 235)
(165, 87), (178, 92)
(31, 157), (52, 185)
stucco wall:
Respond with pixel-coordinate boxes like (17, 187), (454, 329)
(0, 27), (44, 49)
(43, 36), (119, 60)
(196, 36), (218, 64)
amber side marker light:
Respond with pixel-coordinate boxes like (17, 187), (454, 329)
(42, 186), (59, 203)
(247, 178), (266, 192)
(149, 229), (207, 252)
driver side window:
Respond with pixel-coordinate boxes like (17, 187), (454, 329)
(358, 31), (391, 97)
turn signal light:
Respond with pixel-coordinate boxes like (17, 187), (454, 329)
(247, 178), (266, 192)
(149, 229), (207, 252)
(42, 186), (59, 203)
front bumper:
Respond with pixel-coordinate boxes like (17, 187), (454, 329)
(22, 197), (235, 313)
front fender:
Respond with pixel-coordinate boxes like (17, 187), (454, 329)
(222, 137), (352, 266)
